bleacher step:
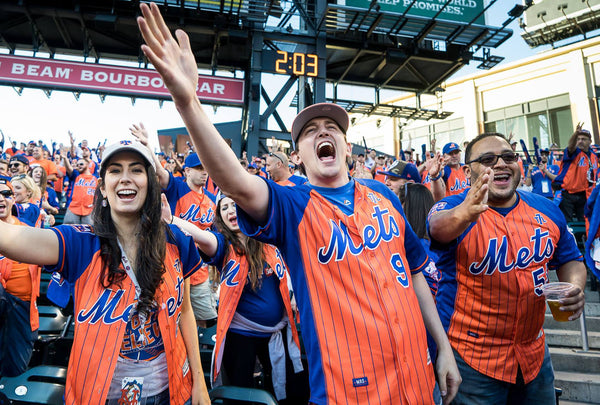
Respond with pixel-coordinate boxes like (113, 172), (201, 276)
(549, 347), (600, 373)
(545, 329), (600, 349)
(544, 314), (600, 331)
(554, 371), (600, 403)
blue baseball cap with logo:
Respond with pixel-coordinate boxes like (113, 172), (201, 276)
(378, 160), (421, 183)
(184, 153), (203, 169)
(443, 142), (461, 155)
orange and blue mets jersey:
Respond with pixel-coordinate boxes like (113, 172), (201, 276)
(238, 178), (436, 405)
(46, 224), (202, 405)
(164, 172), (216, 229)
(164, 172), (216, 284)
(428, 191), (582, 384)
(66, 171), (98, 216)
(442, 165), (469, 196)
(203, 234), (300, 381)
(554, 147), (598, 194)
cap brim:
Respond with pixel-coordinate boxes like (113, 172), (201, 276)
(291, 103), (349, 144)
(378, 170), (401, 178)
(101, 142), (156, 172)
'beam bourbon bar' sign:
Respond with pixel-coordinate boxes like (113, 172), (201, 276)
(0, 54), (245, 105)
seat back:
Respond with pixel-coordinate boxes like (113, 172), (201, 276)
(37, 306), (69, 338)
(209, 386), (278, 405)
(0, 365), (66, 405)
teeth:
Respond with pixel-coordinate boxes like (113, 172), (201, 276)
(317, 141), (335, 158)
(118, 190), (136, 195)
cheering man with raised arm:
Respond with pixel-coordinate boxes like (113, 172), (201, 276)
(137, 4), (460, 404)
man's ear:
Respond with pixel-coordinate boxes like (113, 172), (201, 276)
(293, 150), (303, 165)
(462, 164), (471, 179)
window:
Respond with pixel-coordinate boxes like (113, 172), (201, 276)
(484, 95), (572, 148)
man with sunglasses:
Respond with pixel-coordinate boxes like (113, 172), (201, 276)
(8, 155), (29, 177)
(428, 132), (586, 404)
(266, 152), (304, 186)
(0, 178), (41, 378)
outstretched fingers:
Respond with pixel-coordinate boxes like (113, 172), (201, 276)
(175, 29), (192, 53)
(138, 4), (164, 53)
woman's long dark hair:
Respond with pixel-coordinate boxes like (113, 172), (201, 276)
(92, 153), (166, 316)
(30, 166), (48, 196)
(214, 197), (264, 291)
(401, 183), (435, 240)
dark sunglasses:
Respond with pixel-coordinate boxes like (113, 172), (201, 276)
(467, 152), (518, 167)
(9, 163), (22, 168)
(269, 153), (285, 165)
(0, 190), (13, 198)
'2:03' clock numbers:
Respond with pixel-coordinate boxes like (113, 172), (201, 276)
(275, 50), (318, 77)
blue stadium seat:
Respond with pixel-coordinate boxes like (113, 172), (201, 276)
(0, 365), (66, 404)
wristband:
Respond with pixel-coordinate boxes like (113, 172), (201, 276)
(430, 173), (442, 181)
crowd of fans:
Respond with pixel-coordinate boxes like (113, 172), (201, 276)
(0, 5), (595, 404)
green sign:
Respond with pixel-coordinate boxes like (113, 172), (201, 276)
(345, 0), (486, 25)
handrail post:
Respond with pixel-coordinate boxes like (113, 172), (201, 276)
(580, 307), (589, 352)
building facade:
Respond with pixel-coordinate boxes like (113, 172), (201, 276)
(349, 35), (600, 157)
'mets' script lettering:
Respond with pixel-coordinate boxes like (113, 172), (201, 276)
(318, 206), (400, 264)
(469, 228), (554, 275)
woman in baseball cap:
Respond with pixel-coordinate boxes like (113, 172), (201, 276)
(0, 140), (209, 404)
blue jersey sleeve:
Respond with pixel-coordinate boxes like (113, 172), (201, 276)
(426, 192), (472, 252)
(47, 188), (60, 209)
(166, 224), (203, 278)
(46, 224), (98, 283)
(237, 178), (310, 246)
(200, 231), (228, 272)
(16, 204), (40, 227)
(442, 165), (452, 183)
(164, 171), (186, 214)
(68, 170), (81, 182)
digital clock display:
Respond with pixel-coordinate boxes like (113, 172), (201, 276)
(263, 50), (319, 77)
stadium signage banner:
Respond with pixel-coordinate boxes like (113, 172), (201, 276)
(0, 54), (245, 105)
(344, 0), (485, 25)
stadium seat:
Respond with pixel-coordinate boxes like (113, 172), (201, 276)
(198, 325), (217, 388)
(0, 365), (66, 405)
(209, 386), (278, 405)
(37, 306), (70, 338)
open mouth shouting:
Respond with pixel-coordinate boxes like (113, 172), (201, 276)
(316, 140), (336, 163)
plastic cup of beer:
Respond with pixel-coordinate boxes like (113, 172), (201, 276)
(541, 282), (575, 322)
